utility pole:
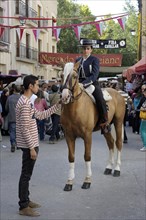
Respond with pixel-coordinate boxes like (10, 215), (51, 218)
(137, 0), (142, 60)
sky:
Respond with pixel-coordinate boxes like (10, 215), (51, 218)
(76, 0), (138, 16)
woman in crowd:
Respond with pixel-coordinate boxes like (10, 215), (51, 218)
(34, 89), (48, 141)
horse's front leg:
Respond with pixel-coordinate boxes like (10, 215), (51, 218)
(82, 133), (92, 189)
(64, 135), (75, 191)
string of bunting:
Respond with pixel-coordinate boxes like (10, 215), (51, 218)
(0, 13), (128, 41)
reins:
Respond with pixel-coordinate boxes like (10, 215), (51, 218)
(63, 68), (83, 102)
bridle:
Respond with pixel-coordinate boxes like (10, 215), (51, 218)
(62, 69), (83, 102)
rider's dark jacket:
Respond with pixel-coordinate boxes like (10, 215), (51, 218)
(76, 55), (100, 86)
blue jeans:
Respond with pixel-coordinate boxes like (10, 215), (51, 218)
(36, 119), (45, 140)
(49, 114), (60, 141)
(140, 120), (146, 147)
(9, 122), (16, 146)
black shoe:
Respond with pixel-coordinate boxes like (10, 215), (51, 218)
(11, 145), (15, 152)
(48, 138), (56, 144)
(123, 140), (128, 144)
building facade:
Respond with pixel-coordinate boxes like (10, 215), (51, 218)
(0, 0), (59, 80)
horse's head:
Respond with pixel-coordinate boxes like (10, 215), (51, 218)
(61, 62), (80, 104)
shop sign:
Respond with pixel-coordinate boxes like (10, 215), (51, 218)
(39, 53), (123, 67)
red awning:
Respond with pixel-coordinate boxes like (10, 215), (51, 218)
(122, 56), (146, 82)
(135, 63), (146, 73)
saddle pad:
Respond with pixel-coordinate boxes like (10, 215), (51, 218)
(102, 89), (112, 101)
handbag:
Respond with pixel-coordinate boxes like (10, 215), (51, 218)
(139, 110), (146, 120)
(140, 100), (146, 120)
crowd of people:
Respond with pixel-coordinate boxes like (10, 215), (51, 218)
(0, 57), (146, 154)
(100, 80), (146, 151)
(0, 80), (62, 151)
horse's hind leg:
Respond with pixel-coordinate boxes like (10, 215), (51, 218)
(81, 133), (92, 189)
(104, 130), (115, 175)
(64, 136), (75, 191)
(113, 122), (123, 177)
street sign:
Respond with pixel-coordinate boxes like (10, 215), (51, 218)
(93, 39), (126, 49)
(80, 39), (126, 49)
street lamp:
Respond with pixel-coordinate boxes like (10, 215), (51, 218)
(130, 29), (136, 36)
(19, 17), (26, 26)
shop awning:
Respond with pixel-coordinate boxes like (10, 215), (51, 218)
(0, 74), (22, 89)
(122, 56), (146, 82)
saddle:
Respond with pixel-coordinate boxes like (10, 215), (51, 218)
(79, 84), (112, 102)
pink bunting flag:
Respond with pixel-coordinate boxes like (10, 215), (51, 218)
(95, 22), (104, 36)
(0, 27), (5, 38)
(117, 17), (126, 30)
(32, 29), (40, 41)
(16, 28), (24, 41)
(73, 26), (82, 40)
(53, 28), (61, 42)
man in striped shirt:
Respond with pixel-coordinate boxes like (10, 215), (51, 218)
(16, 75), (61, 217)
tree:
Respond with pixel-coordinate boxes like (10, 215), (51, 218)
(57, 0), (138, 66)
(57, 0), (95, 53)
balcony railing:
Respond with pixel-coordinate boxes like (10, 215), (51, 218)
(0, 18), (4, 25)
(38, 16), (48, 28)
(15, 0), (37, 24)
(16, 43), (38, 61)
(0, 28), (10, 44)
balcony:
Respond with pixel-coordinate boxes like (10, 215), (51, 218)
(38, 16), (48, 28)
(15, 0), (37, 25)
(0, 28), (10, 46)
(16, 43), (38, 62)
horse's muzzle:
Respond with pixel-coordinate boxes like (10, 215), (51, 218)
(61, 88), (72, 104)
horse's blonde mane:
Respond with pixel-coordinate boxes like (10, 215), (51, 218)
(63, 62), (74, 83)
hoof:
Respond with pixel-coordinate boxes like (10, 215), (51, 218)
(104, 168), (112, 175)
(64, 184), (72, 191)
(81, 182), (91, 189)
(113, 170), (120, 177)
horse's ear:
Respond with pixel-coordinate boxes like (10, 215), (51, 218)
(74, 61), (80, 71)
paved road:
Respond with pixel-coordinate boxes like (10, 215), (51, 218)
(0, 126), (145, 220)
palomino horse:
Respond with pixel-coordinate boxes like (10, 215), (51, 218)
(60, 62), (125, 191)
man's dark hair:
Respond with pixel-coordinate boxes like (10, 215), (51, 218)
(13, 84), (21, 93)
(51, 84), (58, 92)
(23, 75), (38, 90)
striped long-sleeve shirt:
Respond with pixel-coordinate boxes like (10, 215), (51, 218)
(16, 95), (59, 149)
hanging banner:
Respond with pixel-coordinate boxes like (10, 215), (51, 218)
(73, 26), (82, 40)
(39, 53), (123, 67)
(16, 28), (24, 41)
(117, 17), (126, 30)
(95, 22), (104, 36)
(53, 28), (61, 41)
(32, 29), (40, 41)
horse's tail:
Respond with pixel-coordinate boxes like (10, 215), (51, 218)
(111, 124), (124, 151)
